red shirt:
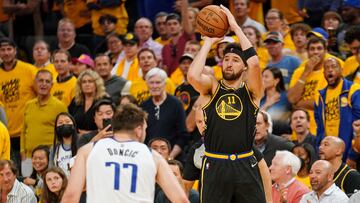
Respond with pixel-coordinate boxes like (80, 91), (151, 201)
(272, 178), (310, 203)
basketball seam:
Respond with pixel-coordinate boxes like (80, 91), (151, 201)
(197, 16), (227, 31)
(203, 7), (228, 29)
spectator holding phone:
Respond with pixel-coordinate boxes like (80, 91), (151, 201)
(77, 99), (116, 148)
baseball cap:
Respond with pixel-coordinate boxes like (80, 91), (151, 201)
(179, 53), (194, 63)
(343, 0), (360, 8)
(307, 27), (329, 40)
(72, 54), (94, 68)
(122, 33), (139, 45)
(0, 38), (16, 48)
(264, 32), (284, 43)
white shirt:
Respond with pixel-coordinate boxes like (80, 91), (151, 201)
(300, 183), (349, 203)
(243, 17), (267, 34)
(5, 179), (37, 203)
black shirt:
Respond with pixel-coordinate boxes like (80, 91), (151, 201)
(68, 99), (98, 131)
(175, 82), (199, 115)
(334, 162), (360, 195)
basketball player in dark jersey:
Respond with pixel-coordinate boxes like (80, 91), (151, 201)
(187, 5), (265, 203)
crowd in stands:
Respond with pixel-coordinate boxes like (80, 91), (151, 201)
(1, 0), (360, 202)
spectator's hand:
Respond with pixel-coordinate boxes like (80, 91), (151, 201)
(203, 36), (224, 45)
(173, 0), (182, 12)
(304, 55), (321, 75)
(298, 10), (309, 18)
(94, 125), (113, 140)
(261, 93), (280, 110)
(346, 158), (357, 169)
(352, 120), (360, 153)
(220, 5), (238, 32)
(23, 177), (36, 186)
(279, 185), (288, 203)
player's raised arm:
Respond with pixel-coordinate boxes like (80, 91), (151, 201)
(220, 5), (264, 103)
(153, 150), (189, 203)
(60, 143), (92, 203)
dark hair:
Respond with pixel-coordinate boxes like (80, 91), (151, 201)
(119, 95), (137, 105)
(106, 33), (123, 42)
(321, 11), (342, 27)
(344, 25), (360, 44)
(267, 8), (284, 20)
(155, 11), (169, 20)
(290, 23), (311, 39)
(137, 47), (157, 61)
(33, 39), (51, 52)
(258, 111), (269, 125)
(52, 49), (72, 62)
(263, 67), (285, 92)
(148, 137), (172, 152)
(94, 98), (116, 114)
(166, 13), (181, 23)
(53, 112), (78, 162)
(112, 103), (148, 132)
(292, 143), (318, 173)
(168, 159), (184, 175)
(0, 37), (16, 48)
(30, 145), (50, 178)
(41, 167), (68, 203)
(290, 108), (310, 122)
(36, 69), (53, 82)
(98, 14), (117, 25)
(307, 37), (327, 50)
(0, 159), (18, 175)
(95, 53), (111, 64)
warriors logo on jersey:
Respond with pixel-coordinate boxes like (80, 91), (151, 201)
(215, 93), (243, 121)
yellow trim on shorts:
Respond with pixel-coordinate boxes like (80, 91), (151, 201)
(204, 150), (254, 161)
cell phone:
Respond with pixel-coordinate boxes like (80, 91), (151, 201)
(102, 118), (112, 132)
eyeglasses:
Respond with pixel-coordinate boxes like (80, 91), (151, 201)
(154, 105), (160, 120)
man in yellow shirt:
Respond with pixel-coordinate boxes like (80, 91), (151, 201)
(21, 70), (67, 176)
(343, 25), (360, 79)
(154, 12), (170, 46)
(33, 40), (57, 78)
(0, 121), (10, 160)
(0, 38), (37, 168)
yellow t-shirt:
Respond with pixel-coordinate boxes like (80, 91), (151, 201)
(116, 58), (141, 81)
(130, 78), (176, 104)
(229, 0), (264, 25)
(343, 56), (359, 77)
(36, 63), (58, 81)
(21, 96), (68, 158)
(155, 37), (170, 46)
(0, 121), (10, 160)
(271, 0), (303, 24)
(212, 65), (223, 81)
(91, 1), (128, 36)
(257, 46), (270, 70)
(324, 79), (342, 136)
(170, 68), (185, 87)
(0, 61), (37, 137)
(51, 76), (77, 107)
(63, 0), (91, 28)
(296, 175), (311, 189)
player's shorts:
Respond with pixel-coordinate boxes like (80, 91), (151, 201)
(200, 150), (265, 203)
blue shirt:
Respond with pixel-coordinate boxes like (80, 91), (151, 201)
(267, 55), (301, 87)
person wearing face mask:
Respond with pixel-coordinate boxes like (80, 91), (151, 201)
(50, 112), (78, 177)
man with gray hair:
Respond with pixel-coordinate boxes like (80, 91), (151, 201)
(141, 67), (188, 159)
(270, 150), (310, 203)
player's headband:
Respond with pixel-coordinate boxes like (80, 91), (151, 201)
(223, 43), (257, 66)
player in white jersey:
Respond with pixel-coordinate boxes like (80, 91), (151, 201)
(61, 104), (189, 203)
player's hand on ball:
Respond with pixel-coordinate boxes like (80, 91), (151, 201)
(220, 4), (238, 31)
(203, 36), (224, 45)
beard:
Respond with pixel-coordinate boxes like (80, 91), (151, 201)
(222, 69), (242, 81)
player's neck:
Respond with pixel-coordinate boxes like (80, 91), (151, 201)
(152, 92), (167, 106)
(113, 133), (137, 142)
(223, 78), (244, 89)
(330, 158), (342, 172)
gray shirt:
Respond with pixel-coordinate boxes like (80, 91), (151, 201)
(6, 179), (37, 203)
(300, 184), (349, 203)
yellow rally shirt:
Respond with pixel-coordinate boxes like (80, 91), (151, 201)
(51, 76), (77, 107)
(0, 121), (10, 160)
(130, 78), (175, 104)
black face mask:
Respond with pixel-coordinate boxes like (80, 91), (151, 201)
(56, 124), (75, 138)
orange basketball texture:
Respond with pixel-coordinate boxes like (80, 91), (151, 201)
(196, 5), (229, 38)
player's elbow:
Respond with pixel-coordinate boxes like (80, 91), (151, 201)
(287, 91), (299, 104)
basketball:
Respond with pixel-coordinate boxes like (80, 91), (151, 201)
(196, 5), (229, 38)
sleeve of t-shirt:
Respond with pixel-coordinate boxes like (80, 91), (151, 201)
(343, 170), (360, 194)
(289, 64), (304, 88)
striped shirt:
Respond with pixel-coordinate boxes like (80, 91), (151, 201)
(5, 179), (37, 203)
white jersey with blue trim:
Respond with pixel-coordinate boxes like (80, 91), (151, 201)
(86, 137), (157, 203)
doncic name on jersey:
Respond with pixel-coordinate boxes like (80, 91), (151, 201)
(107, 145), (139, 158)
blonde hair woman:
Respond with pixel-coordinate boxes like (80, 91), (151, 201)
(68, 70), (108, 135)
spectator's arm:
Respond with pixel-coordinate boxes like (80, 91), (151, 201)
(189, 0), (212, 8)
(181, 0), (194, 36)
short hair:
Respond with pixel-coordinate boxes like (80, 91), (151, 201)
(155, 11), (169, 20)
(112, 103), (148, 132)
(275, 150), (301, 176)
(186, 40), (201, 47)
(58, 18), (75, 30)
(137, 47), (157, 61)
(95, 53), (111, 63)
(290, 108), (310, 122)
(145, 67), (168, 82)
(93, 98), (116, 114)
(234, 0), (250, 6)
(307, 37), (327, 50)
(98, 14), (118, 25)
(0, 159), (18, 175)
(148, 137), (172, 152)
(35, 69), (53, 82)
(344, 25), (360, 44)
(119, 95), (137, 105)
(322, 11), (342, 27)
(33, 39), (50, 52)
(290, 23), (311, 39)
(166, 13), (181, 23)
(32, 145), (50, 161)
(168, 159), (184, 175)
(267, 8), (284, 20)
(52, 49), (72, 62)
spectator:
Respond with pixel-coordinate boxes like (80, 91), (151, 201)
(270, 150), (309, 203)
(149, 137), (172, 160)
(0, 120), (10, 160)
(271, 0), (303, 25)
(134, 17), (164, 62)
(50, 113), (78, 177)
(119, 95), (137, 106)
(121, 48), (175, 104)
(59, 0), (92, 36)
(264, 32), (301, 87)
(290, 109), (317, 149)
(264, 9), (295, 51)
(233, 0), (266, 33)
(243, 25), (269, 70)
(32, 40), (57, 78)
(154, 12), (170, 45)
(254, 111), (295, 166)
(0, 38), (37, 168)
(300, 160), (349, 203)
(155, 160), (200, 203)
(321, 11), (343, 56)
(292, 143), (318, 189)
(112, 33), (141, 81)
(288, 37), (344, 135)
(76, 98), (115, 148)
(319, 136), (360, 195)
(315, 57), (360, 161)
(51, 50), (77, 107)
(106, 33), (124, 66)
(72, 54), (95, 77)
(68, 70), (109, 135)
(21, 70), (67, 176)
(42, 167), (68, 203)
(260, 67), (292, 136)
(22, 145), (50, 200)
(343, 25), (360, 79)
(289, 23), (311, 61)
(94, 54), (127, 105)
(341, 0), (360, 26)
(0, 159), (37, 203)
(94, 14), (118, 54)
(56, 18), (90, 58)
(141, 68), (188, 159)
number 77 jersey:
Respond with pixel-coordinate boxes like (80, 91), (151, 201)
(86, 138), (157, 203)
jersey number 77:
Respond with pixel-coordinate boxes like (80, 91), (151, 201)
(105, 162), (138, 193)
